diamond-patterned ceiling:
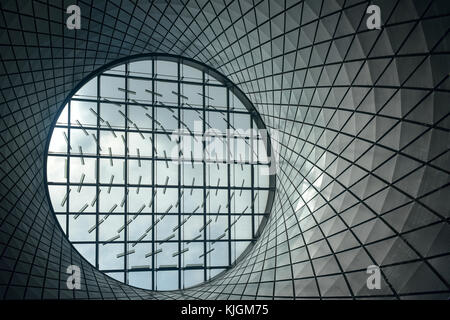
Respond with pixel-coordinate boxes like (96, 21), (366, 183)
(0, 0), (449, 299)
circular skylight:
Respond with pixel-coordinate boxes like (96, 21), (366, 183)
(46, 55), (275, 291)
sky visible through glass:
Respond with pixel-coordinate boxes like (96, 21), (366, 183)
(46, 56), (274, 291)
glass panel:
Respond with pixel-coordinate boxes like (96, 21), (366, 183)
(47, 156), (67, 183)
(156, 243), (178, 268)
(183, 270), (204, 289)
(156, 187), (178, 214)
(99, 102), (125, 129)
(128, 187), (152, 213)
(182, 215), (203, 240)
(205, 135), (226, 162)
(128, 216), (152, 241)
(256, 165), (270, 188)
(156, 106), (178, 131)
(156, 215), (178, 241)
(49, 185), (68, 213)
(180, 134), (203, 161)
(156, 60), (178, 80)
(182, 109), (202, 132)
(71, 100), (98, 127)
(99, 187), (124, 213)
(232, 163), (251, 188)
(73, 244), (96, 265)
(99, 214), (123, 241)
(99, 130), (124, 156)
(230, 137), (252, 162)
(208, 215), (228, 239)
(256, 139), (269, 163)
(128, 132), (153, 157)
(181, 83), (203, 106)
(128, 104), (152, 130)
(232, 216), (252, 239)
(49, 128), (68, 154)
(230, 91), (246, 110)
(181, 188), (203, 214)
(257, 190), (269, 214)
(208, 189), (227, 214)
(155, 133), (178, 160)
(56, 104), (69, 125)
(232, 190), (252, 213)
(207, 163), (227, 187)
(128, 243), (152, 270)
(128, 161), (152, 185)
(155, 160), (178, 186)
(68, 214), (95, 241)
(182, 242), (203, 267)
(100, 76), (125, 101)
(99, 158), (124, 184)
(56, 215), (66, 233)
(74, 77), (97, 98)
(155, 81), (178, 105)
(207, 111), (227, 133)
(206, 86), (226, 109)
(105, 272), (124, 282)
(99, 244), (124, 270)
(128, 271), (152, 290)
(128, 78), (152, 103)
(69, 157), (96, 183)
(104, 64), (125, 75)
(231, 112), (250, 133)
(70, 128), (98, 155)
(208, 241), (228, 266)
(69, 186), (96, 213)
(182, 162), (203, 186)
(156, 270), (178, 290)
(232, 241), (251, 262)
(129, 60), (152, 77)
(181, 63), (202, 82)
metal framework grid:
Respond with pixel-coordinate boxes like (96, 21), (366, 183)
(45, 56), (275, 290)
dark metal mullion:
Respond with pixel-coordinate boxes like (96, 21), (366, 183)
(177, 59), (182, 289)
(202, 70), (207, 282)
(250, 110), (255, 239)
(151, 59), (156, 290)
(54, 212), (268, 217)
(66, 101), (71, 240)
(48, 181), (271, 190)
(70, 238), (256, 244)
(55, 122), (257, 140)
(98, 264), (232, 273)
(68, 97), (252, 115)
(49, 152), (267, 165)
(124, 63), (129, 284)
(101, 71), (224, 87)
(95, 76), (100, 269)
(227, 87), (232, 266)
